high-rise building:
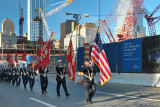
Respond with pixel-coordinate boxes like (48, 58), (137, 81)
(27, 0), (47, 41)
(114, 0), (146, 41)
(2, 18), (15, 35)
(60, 20), (79, 49)
(80, 23), (97, 45)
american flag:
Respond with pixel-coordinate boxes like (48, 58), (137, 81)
(91, 28), (112, 86)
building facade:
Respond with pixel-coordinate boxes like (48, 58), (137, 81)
(80, 23), (97, 46)
(64, 34), (84, 53)
(60, 20), (79, 49)
(27, 0), (47, 41)
(54, 39), (60, 49)
(2, 18), (15, 35)
(0, 33), (18, 48)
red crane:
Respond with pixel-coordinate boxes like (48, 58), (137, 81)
(101, 0), (120, 43)
(101, 0), (144, 42)
(117, 0), (144, 41)
(19, 0), (24, 36)
(141, 4), (160, 36)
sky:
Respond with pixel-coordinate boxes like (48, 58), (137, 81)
(0, 0), (160, 42)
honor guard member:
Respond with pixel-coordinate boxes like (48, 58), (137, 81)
(39, 64), (49, 94)
(81, 59), (96, 105)
(28, 64), (36, 91)
(1, 65), (5, 83)
(21, 63), (29, 89)
(56, 60), (70, 97)
(15, 64), (21, 87)
(4, 66), (8, 83)
(0, 65), (2, 83)
(11, 64), (16, 86)
(8, 65), (12, 84)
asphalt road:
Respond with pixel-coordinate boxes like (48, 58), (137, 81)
(1, 74), (160, 107)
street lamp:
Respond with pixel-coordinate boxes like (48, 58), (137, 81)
(66, 12), (90, 71)
(66, 12), (90, 21)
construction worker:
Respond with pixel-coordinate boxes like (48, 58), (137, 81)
(81, 58), (96, 105)
(28, 64), (36, 91)
(39, 64), (49, 94)
(21, 63), (29, 89)
(56, 60), (70, 97)
(11, 64), (16, 86)
(15, 64), (21, 87)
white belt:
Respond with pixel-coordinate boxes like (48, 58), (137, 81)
(57, 73), (64, 79)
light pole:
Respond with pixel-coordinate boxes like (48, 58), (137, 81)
(66, 12), (90, 71)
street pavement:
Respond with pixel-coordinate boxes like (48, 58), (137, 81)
(1, 74), (160, 107)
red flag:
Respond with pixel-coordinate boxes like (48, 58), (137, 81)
(9, 54), (14, 65)
(34, 47), (42, 71)
(7, 53), (10, 62)
(41, 41), (50, 69)
(15, 51), (18, 63)
(22, 50), (27, 61)
(66, 38), (76, 82)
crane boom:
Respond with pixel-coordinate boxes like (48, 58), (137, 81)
(141, 4), (160, 36)
(46, 0), (75, 17)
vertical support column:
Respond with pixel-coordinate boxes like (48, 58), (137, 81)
(84, 43), (90, 60)
(54, 50), (56, 73)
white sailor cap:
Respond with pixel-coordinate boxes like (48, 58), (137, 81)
(57, 60), (62, 63)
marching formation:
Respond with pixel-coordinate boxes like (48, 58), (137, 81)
(0, 58), (98, 105)
(0, 63), (50, 93)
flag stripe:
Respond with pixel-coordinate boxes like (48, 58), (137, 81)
(100, 51), (112, 77)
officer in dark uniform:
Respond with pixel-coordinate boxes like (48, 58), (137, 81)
(11, 64), (16, 86)
(15, 64), (21, 87)
(39, 64), (49, 94)
(8, 65), (12, 84)
(21, 63), (29, 89)
(1, 65), (5, 83)
(28, 64), (36, 91)
(0, 65), (2, 83)
(81, 59), (96, 105)
(4, 66), (8, 83)
(56, 60), (70, 97)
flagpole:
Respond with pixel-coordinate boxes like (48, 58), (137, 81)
(99, 0), (100, 21)
(2, 43), (3, 65)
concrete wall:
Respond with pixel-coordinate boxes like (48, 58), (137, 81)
(75, 73), (160, 87)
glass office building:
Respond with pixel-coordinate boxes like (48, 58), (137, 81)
(27, 0), (47, 41)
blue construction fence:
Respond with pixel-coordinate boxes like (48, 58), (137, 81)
(77, 35), (160, 73)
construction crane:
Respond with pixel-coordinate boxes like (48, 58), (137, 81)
(100, 0), (120, 43)
(117, 0), (144, 41)
(46, 0), (75, 17)
(141, 4), (160, 36)
(19, 0), (24, 36)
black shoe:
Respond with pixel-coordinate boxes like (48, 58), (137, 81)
(57, 94), (61, 97)
(44, 90), (47, 93)
(42, 91), (44, 94)
(66, 93), (71, 97)
(86, 100), (92, 105)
